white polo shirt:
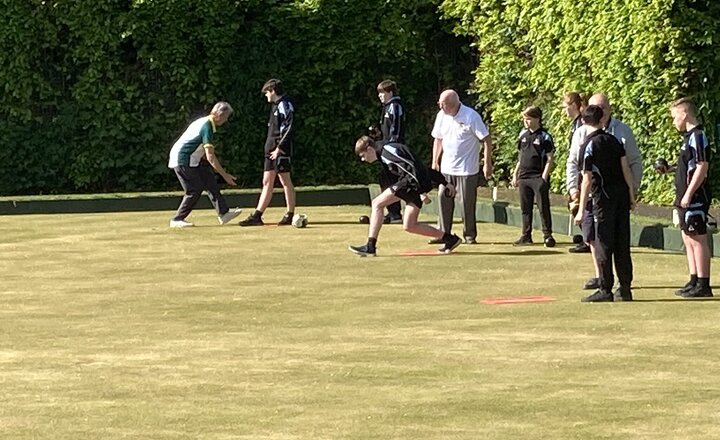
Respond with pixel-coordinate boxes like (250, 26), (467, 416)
(431, 104), (490, 176)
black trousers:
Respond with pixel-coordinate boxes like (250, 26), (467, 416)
(173, 165), (228, 221)
(593, 190), (633, 292)
(518, 177), (552, 238)
(379, 171), (401, 217)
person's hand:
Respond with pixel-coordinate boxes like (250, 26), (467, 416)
(483, 162), (493, 180)
(432, 162), (440, 171)
(568, 198), (580, 216)
(511, 176), (517, 188)
(574, 210), (584, 226)
(223, 173), (237, 186)
(444, 183), (456, 198)
(368, 126), (382, 141)
(421, 194), (431, 205)
(681, 193), (692, 208)
(269, 149), (281, 160)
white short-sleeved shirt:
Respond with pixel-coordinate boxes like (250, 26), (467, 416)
(431, 104), (490, 176)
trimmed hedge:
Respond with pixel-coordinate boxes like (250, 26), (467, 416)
(0, 0), (472, 195)
(441, 0), (720, 204)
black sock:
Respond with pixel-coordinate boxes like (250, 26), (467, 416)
(441, 232), (452, 241)
(252, 210), (263, 218)
(698, 277), (710, 288)
(286, 211), (294, 218)
(367, 237), (377, 249)
(689, 274), (698, 286)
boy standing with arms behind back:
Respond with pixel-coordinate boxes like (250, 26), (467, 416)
(511, 106), (555, 247)
(574, 105), (635, 302)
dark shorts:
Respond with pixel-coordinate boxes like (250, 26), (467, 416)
(390, 183), (422, 209)
(264, 156), (292, 173)
(679, 204), (709, 235)
(582, 198), (595, 243)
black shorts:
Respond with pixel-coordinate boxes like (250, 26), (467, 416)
(582, 198), (595, 243)
(390, 183), (422, 209)
(264, 156), (292, 173)
(679, 204), (709, 235)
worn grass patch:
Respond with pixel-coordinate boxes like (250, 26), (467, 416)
(2, 206), (720, 439)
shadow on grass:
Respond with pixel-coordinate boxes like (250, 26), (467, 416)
(460, 250), (564, 256)
(634, 285), (720, 290)
(632, 298), (720, 302)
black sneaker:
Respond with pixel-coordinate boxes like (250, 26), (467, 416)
(277, 213), (293, 226)
(614, 287), (633, 302)
(513, 236), (533, 246)
(681, 285), (714, 298)
(439, 234), (462, 253)
(544, 236), (556, 248)
(583, 278), (601, 290)
(383, 214), (403, 224)
(348, 244), (376, 257)
(239, 214), (264, 227)
(428, 237), (444, 245)
(674, 280), (696, 296)
(568, 243), (591, 253)
(581, 290), (614, 302)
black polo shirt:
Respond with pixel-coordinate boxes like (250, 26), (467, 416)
(675, 126), (711, 206)
(581, 130), (627, 200)
(517, 127), (554, 179)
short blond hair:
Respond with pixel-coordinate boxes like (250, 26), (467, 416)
(670, 97), (698, 117)
(355, 136), (374, 155)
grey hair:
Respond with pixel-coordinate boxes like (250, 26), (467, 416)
(211, 101), (234, 115)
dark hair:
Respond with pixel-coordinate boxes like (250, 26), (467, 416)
(377, 80), (397, 94)
(581, 105), (604, 126)
(261, 79), (284, 96)
(522, 105), (542, 121)
(670, 97), (698, 117)
(564, 92), (588, 112)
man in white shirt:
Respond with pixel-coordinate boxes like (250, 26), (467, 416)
(431, 89), (494, 244)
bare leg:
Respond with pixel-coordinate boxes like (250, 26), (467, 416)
(682, 232), (698, 277)
(403, 204), (443, 238)
(687, 233), (710, 277)
(256, 170), (277, 212)
(368, 188), (399, 239)
(278, 172), (296, 213)
(589, 241), (601, 278)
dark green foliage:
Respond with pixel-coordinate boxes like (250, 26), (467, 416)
(441, 0), (720, 204)
(0, 0), (471, 194)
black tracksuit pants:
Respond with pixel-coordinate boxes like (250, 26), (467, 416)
(593, 188), (633, 292)
(518, 177), (552, 239)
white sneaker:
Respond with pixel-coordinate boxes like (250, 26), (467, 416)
(218, 208), (242, 225)
(169, 219), (194, 228)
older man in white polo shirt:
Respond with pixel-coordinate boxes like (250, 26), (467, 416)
(431, 89), (494, 244)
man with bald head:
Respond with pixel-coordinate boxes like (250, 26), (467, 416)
(566, 93), (642, 290)
(431, 89), (494, 244)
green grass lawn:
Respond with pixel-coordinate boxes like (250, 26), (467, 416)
(2, 206), (720, 440)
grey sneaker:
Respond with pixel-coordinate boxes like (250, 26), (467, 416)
(218, 208), (242, 225)
(581, 290), (614, 303)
